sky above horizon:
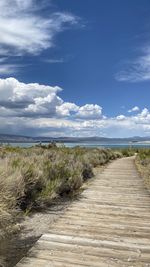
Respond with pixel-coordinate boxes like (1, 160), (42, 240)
(0, 0), (150, 137)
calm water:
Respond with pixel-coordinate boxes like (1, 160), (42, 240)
(2, 141), (150, 148)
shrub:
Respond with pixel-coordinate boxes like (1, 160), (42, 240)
(0, 145), (122, 240)
(135, 149), (150, 192)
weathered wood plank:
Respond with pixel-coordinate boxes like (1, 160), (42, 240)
(15, 157), (150, 266)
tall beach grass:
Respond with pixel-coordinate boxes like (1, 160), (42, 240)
(0, 145), (122, 240)
(135, 148), (150, 192)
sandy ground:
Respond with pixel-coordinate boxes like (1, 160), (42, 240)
(0, 167), (102, 267)
(0, 199), (70, 267)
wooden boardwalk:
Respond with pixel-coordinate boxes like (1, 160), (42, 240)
(16, 157), (150, 267)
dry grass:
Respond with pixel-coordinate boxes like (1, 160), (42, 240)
(135, 149), (150, 192)
(0, 145), (122, 240)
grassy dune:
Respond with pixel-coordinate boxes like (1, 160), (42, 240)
(0, 145), (122, 240)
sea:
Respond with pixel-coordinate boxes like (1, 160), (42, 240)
(1, 141), (150, 149)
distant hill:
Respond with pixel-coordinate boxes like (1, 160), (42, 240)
(0, 134), (150, 143)
(0, 134), (34, 142)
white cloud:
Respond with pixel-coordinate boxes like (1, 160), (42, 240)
(76, 104), (102, 119)
(116, 115), (126, 121)
(0, 65), (19, 75)
(0, 77), (149, 137)
(0, 78), (61, 101)
(0, 78), (101, 120)
(0, 0), (79, 74)
(15, 0), (33, 10)
(56, 102), (79, 117)
(1, 109), (150, 137)
(115, 46), (150, 82)
(139, 108), (149, 118)
(0, 77), (62, 116)
(128, 106), (140, 113)
(0, 1), (78, 56)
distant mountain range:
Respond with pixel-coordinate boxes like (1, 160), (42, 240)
(0, 134), (150, 143)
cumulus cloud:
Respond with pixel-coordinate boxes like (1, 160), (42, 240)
(116, 115), (126, 121)
(0, 77), (63, 117)
(128, 106), (140, 113)
(140, 108), (149, 117)
(0, 77), (149, 137)
(76, 104), (102, 119)
(0, 78), (102, 120)
(1, 109), (150, 137)
(56, 102), (79, 117)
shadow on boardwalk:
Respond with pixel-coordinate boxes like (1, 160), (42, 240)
(2, 157), (150, 267)
(15, 157), (150, 267)
(0, 200), (70, 267)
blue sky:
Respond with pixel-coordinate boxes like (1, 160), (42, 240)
(0, 0), (150, 137)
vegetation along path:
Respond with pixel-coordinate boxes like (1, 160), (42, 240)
(16, 156), (150, 267)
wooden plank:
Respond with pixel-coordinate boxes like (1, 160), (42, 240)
(15, 157), (150, 266)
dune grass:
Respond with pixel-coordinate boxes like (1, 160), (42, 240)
(135, 149), (150, 192)
(0, 145), (122, 240)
